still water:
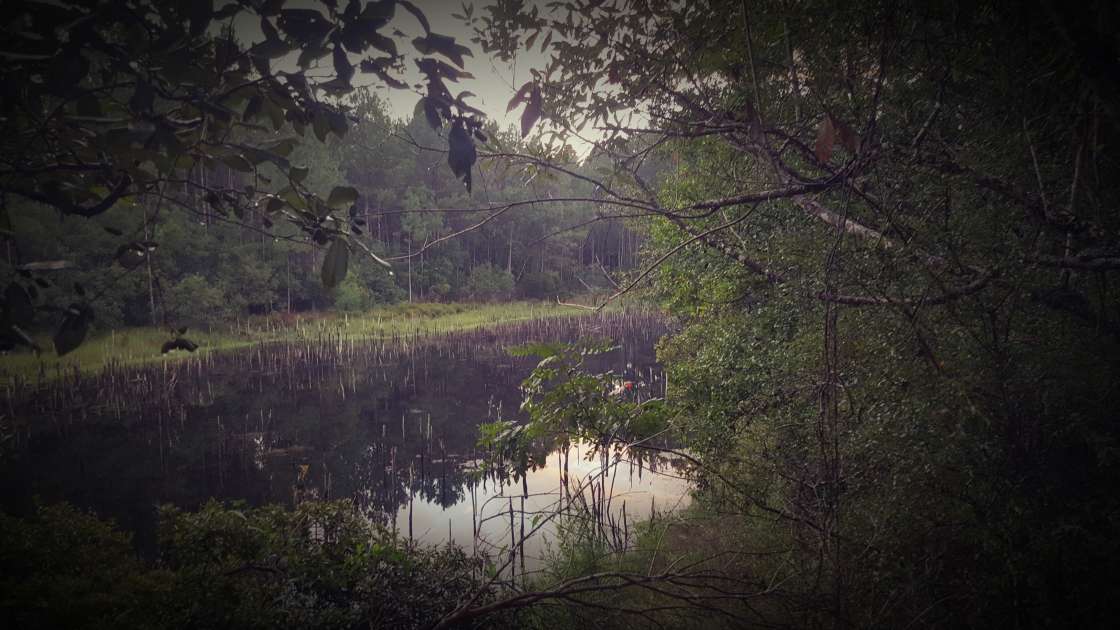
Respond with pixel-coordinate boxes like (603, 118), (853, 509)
(0, 312), (689, 569)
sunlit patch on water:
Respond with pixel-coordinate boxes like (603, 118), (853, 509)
(393, 439), (691, 573)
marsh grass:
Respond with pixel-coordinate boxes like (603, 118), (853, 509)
(0, 300), (609, 382)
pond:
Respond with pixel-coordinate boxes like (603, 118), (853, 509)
(0, 311), (690, 573)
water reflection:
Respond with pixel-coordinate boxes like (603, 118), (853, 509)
(0, 311), (690, 563)
(395, 440), (691, 572)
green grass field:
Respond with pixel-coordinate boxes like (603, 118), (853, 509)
(0, 300), (606, 382)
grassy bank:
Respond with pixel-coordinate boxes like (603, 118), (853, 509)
(0, 300), (603, 381)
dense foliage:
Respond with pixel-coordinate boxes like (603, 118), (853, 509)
(2, 93), (646, 343)
(468, 0), (1120, 627)
(0, 0), (649, 354)
(4, 0), (1120, 628)
(0, 500), (509, 629)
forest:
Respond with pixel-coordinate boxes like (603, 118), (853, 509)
(2, 0), (1119, 628)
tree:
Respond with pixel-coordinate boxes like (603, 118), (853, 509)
(0, 0), (488, 354)
(427, 0), (1120, 626)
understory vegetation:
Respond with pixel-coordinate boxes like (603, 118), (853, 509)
(0, 501), (512, 630)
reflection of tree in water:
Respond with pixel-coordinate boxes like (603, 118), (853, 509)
(0, 313), (669, 546)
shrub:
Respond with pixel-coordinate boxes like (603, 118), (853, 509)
(465, 264), (514, 302)
(0, 500), (512, 630)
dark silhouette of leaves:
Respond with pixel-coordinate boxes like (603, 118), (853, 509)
(161, 337), (199, 354)
(412, 33), (472, 68)
(4, 283), (34, 328)
(53, 303), (93, 356)
(448, 119), (476, 193)
(327, 186), (359, 209)
(520, 84), (542, 138)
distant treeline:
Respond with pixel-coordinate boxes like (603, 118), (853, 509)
(2, 92), (662, 330)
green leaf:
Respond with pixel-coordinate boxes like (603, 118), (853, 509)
(290, 166), (310, 183)
(312, 109), (330, 142)
(17, 260), (73, 271)
(262, 96), (285, 130)
(321, 238), (349, 288)
(327, 185), (359, 209)
(242, 94), (263, 121)
(114, 243), (148, 270)
(262, 137), (298, 157)
(219, 153), (253, 173)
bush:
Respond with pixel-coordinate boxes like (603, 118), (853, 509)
(332, 274), (373, 311)
(0, 500), (512, 630)
(166, 273), (235, 325)
(465, 264), (514, 301)
(518, 271), (561, 299)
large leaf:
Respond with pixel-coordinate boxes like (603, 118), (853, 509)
(333, 45), (354, 84)
(4, 283), (34, 327)
(242, 94), (263, 121)
(422, 97), (442, 130)
(326, 185), (359, 209)
(507, 81), (533, 112)
(279, 8), (332, 43)
(251, 38), (290, 59)
(219, 152), (254, 173)
(289, 165), (310, 183)
(53, 303), (93, 356)
(368, 32), (398, 56)
(447, 120), (476, 193)
(321, 238), (349, 288)
(312, 109), (331, 142)
(298, 44), (330, 69)
(412, 33), (471, 68)
(520, 84), (542, 138)
(16, 261), (72, 271)
(114, 243), (149, 269)
(398, 0), (430, 33)
(359, 0), (395, 29)
(188, 0), (213, 38)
